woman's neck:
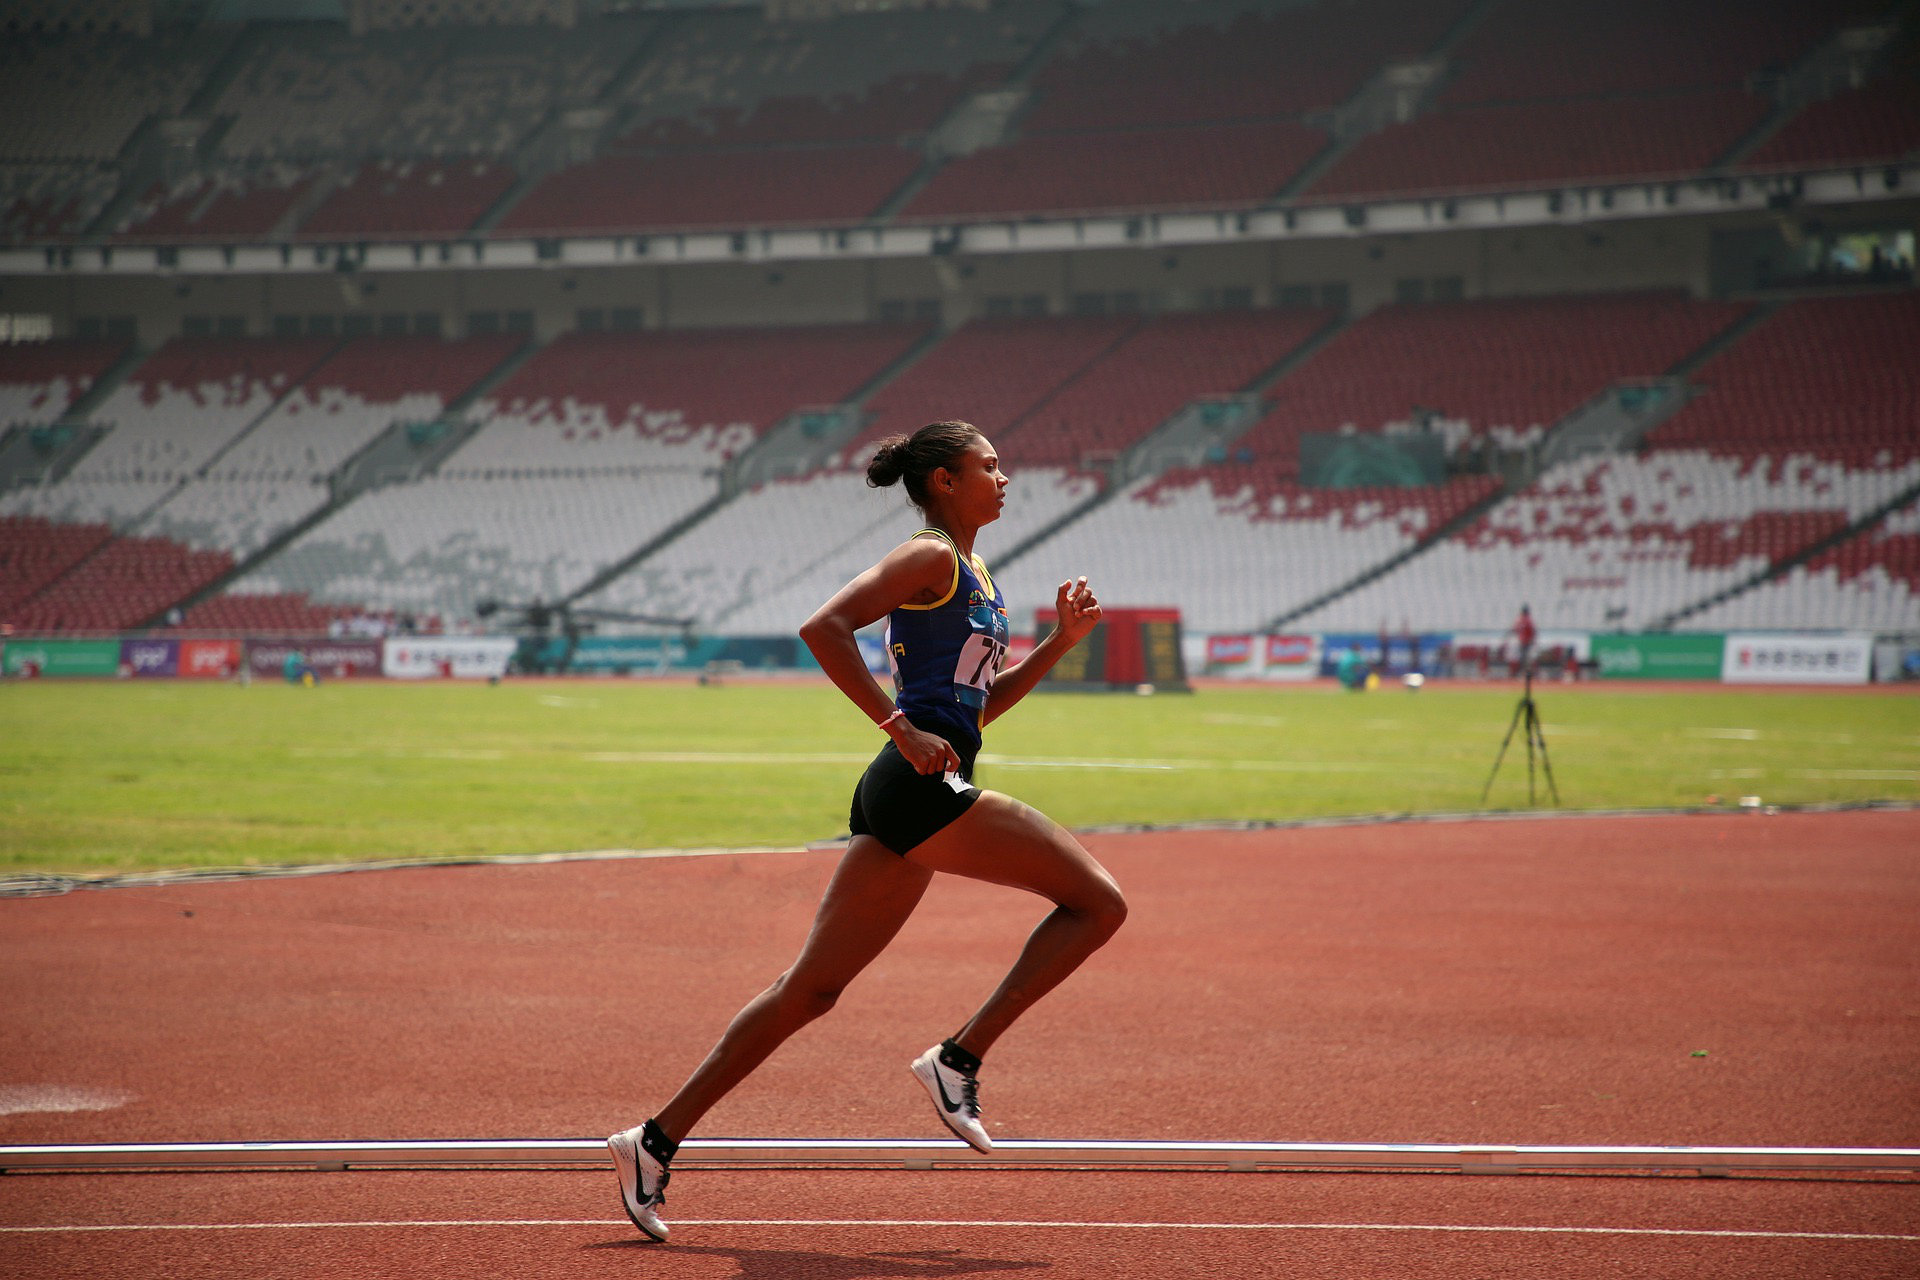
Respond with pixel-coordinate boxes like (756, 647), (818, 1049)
(926, 515), (975, 561)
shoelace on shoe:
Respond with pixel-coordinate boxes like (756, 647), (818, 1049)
(956, 1071), (981, 1119)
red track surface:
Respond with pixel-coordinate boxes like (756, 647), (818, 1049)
(4, 811), (1918, 1276)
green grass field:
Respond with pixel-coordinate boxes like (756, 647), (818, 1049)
(3, 677), (1915, 876)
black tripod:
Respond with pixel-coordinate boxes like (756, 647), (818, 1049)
(1481, 660), (1559, 806)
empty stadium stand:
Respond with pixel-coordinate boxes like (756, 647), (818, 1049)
(0, 339), (129, 425)
(1022, 0), (1471, 131)
(496, 144), (923, 235)
(1647, 291), (1920, 460)
(210, 334), (522, 479)
(999, 465), (1501, 633)
(231, 471), (717, 624)
(0, 514), (110, 616)
(1006, 307), (1333, 468)
(297, 159), (517, 240)
(903, 119), (1329, 221)
(115, 164), (316, 241)
(1234, 292), (1750, 473)
(1687, 496), (1920, 631)
(457, 323), (927, 474)
(842, 314), (1138, 463)
(579, 464), (1100, 635)
(1294, 450), (1920, 633)
(4, 530), (231, 633)
(70, 336), (338, 480)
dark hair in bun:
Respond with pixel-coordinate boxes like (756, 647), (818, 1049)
(866, 420), (980, 511)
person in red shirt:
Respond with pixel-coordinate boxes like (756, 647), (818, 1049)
(1512, 604), (1537, 675)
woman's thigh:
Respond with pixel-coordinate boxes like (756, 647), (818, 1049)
(904, 790), (1123, 914)
(783, 835), (935, 992)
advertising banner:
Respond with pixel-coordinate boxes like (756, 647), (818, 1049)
(1205, 634), (1254, 668)
(383, 636), (516, 680)
(1263, 633), (1320, 682)
(1, 638), (122, 677)
(1590, 633), (1724, 680)
(121, 637), (178, 678)
(178, 639), (243, 679)
(561, 635), (687, 674)
(248, 639), (383, 679)
(1722, 633), (1872, 685)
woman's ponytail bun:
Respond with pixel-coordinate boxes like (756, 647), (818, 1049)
(866, 435), (910, 489)
(864, 421), (979, 512)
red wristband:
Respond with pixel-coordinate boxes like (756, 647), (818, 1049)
(879, 708), (907, 732)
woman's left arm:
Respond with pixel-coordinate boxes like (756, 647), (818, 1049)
(981, 575), (1101, 727)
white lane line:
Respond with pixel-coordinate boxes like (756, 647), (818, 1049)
(3, 1219), (1915, 1242)
(1794, 769), (1920, 781)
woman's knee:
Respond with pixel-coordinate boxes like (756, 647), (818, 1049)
(769, 970), (843, 1022)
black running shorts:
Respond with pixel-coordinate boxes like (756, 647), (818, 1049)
(848, 728), (981, 856)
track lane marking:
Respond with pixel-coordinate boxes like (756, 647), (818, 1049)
(4, 1219), (1915, 1242)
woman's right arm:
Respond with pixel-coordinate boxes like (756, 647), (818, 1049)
(798, 538), (961, 776)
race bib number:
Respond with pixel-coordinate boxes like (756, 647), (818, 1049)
(952, 632), (1007, 709)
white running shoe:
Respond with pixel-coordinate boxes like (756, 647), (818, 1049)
(910, 1044), (992, 1153)
(607, 1124), (671, 1242)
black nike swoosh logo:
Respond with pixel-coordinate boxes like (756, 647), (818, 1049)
(931, 1066), (963, 1114)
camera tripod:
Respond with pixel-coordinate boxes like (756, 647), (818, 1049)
(1480, 661), (1558, 806)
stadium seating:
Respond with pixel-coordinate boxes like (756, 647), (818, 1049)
(4, 531), (232, 633)
(496, 145), (923, 235)
(1742, 75), (1920, 170)
(841, 315), (1138, 463)
(1437, 0), (1848, 107)
(1022, 0), (1472, 130)
(0, 514), (111, 615)
(1687, 497), (1920, 631)
(212, 334), (522, 479)
(903, 120), (1329, 221)
(1305, 90), (1771, 202)
(1001, 464), (1500, 632)
(115, 165), (316, 241)
(229, 471), (717, 623)
(1, 165), (118, 241)
(614, 4), (1055, 146)
(1235, 292), (1749, 474)
(1293, 450), (1920, 632)
(1648, 292), (1920, 461)
(1006, 307), (1333, 467)
(0, 338), (128, 424)
(457, 323), (927, 474)
(71, 337), (339, 480)
(0, 28), (228, 162)
(172, 589), (359, 635)
(580, 465), (1099, 634)
(297, 160), (516, 240)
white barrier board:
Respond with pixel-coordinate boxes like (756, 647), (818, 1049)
(1722, 634), (1872, 685)
(382, 637), (517, 680)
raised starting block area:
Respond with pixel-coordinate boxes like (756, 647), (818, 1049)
(3, 1139), (1916, 1177)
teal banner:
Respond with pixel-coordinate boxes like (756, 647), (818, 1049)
(1590, 633), (1725, 680)
(2, 638), (124, 677)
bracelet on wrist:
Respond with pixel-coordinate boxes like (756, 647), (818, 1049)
(878, 708), (907, 732)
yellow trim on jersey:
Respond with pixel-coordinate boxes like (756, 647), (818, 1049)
(971, 553), (995, 601)
(897, 528), (961, 611)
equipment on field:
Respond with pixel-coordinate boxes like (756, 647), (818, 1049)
(1481, 660), (1558, 806)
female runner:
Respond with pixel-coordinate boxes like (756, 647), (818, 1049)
(608, 420), (1127, 1241)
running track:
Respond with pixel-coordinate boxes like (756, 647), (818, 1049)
(3, 810), (1917, 1277)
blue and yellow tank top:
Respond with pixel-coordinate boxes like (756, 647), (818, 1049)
(885, 528), (1010, 754)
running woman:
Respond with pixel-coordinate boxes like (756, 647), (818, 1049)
(608, 420), (1127, 1241)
